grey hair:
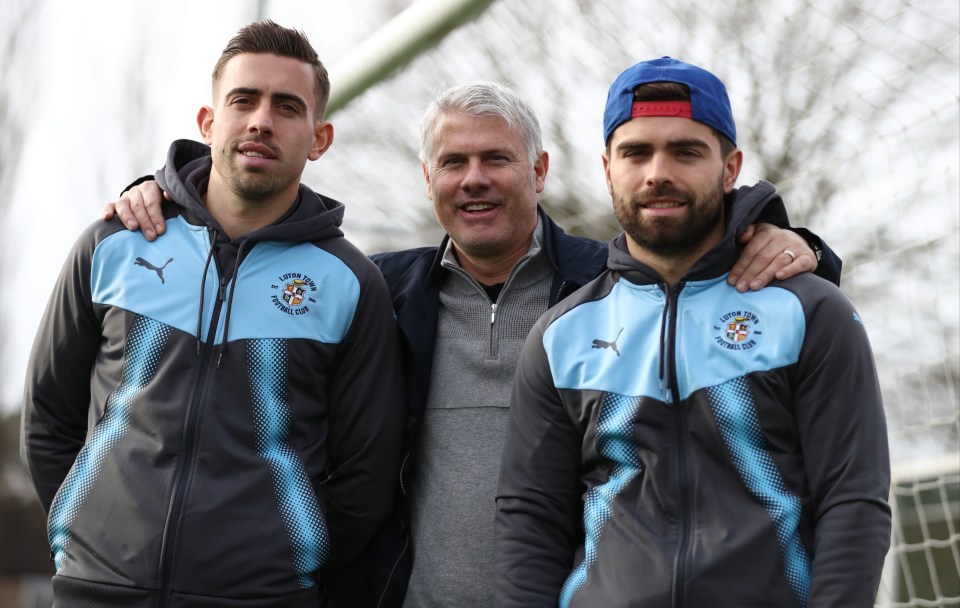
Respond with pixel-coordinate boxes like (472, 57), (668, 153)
(418, 81), (543, 165)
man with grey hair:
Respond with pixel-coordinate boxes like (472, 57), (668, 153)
(105, 80), (838, 607)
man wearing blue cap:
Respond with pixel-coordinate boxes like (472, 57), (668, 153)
(494, 58), (891, 607)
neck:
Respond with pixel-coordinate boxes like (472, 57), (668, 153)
(453, 237), (532, 286)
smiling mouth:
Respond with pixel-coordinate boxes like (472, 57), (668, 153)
(237, 141), (277, 160)
(462, 203), (495, 212)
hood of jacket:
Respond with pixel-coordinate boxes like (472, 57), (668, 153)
(607, 180), (786, 285)
(155, 139), (345, 245)
(153, 139), (350, 357)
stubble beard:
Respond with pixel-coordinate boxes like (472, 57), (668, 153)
(613, 175), (726, 258)
(215, 139), (295, 201)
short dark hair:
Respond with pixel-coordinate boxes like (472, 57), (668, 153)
(629, 81), (736, 158)
(212, 20), (330, 120)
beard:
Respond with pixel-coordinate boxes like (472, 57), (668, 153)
(223, 169), (287, 200)
(213, 138), (302, 201)
(612, 174), (726, 258)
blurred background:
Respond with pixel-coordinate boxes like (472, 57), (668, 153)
(0, 0), (957, 605)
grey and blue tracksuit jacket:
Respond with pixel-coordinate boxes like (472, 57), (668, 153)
(20, 140), (405, 607)
(495, 182), (890, 608)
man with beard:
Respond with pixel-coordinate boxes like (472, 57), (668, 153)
(21, 21), (404, 606)
(494, 57), (891, 608)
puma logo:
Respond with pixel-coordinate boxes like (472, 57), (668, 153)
(592, 328), (624, 356)
(135, 257), (174, 284)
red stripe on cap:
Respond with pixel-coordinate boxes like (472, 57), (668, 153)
(631, 101), (692, 118)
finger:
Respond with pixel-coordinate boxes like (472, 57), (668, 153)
(139, 183), (167, 236)
(746, 249), (799, 291)
(736, 246), (780, 291)
(131, 194), (157, 241)
(116, 190), (156, 241)
(102, 201), (118, 221)
(773, 251), (817, 281)
(116, 192), (142, 229)
(750, 242), (817, 291)
(729, 229), (778, 291)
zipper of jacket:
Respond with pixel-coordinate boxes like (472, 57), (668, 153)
(444, 254), (532, 359)
(551, 279), (569, 307)
(373, 449), (413, 607)
(488, 252), (535, 357)
(375, 532), (410, 608)
(665, 281), (693, 608)
(156, 248), (228, 607)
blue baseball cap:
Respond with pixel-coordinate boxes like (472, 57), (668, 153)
(603, 57), (736, 147)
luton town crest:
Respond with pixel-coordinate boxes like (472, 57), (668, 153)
(713, 309), (762, 351)
(270, 272), (318, 316)
(283, 279), (307, 306)
(726, 317), (750, 342)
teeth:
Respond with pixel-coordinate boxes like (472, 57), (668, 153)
(464, 204), (493, 211)
(243, 151), (266, 158)
(647, 202), (680, 209)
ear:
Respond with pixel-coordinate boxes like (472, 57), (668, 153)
(533, 150), (550, 194)
(308, 121), (334, 161)
(421, 162), (434, 200)
(602, 152), (614, 196)
(197, 106), (215, 144)
(722, 148), (744, 193)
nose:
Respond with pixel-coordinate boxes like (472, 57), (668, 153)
(645, 152), (673, 186)
(248, 103), (274, 136)
(460, 158), (490, 192)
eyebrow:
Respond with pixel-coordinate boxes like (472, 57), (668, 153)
(615, 137), (712, 153)
(224, 87), (308, 110)
(435, 147), (514, 160)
